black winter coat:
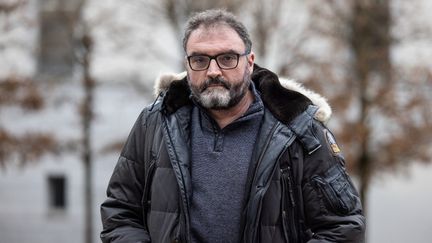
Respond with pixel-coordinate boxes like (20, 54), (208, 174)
(100, 65), (366, 243)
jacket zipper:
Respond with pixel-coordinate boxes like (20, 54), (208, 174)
(244, 122), (297, 243)
(243, 122), (281, 243)
(281, 165), (299, 243)
(177, 190), (186, 243)
(162, 116), (191, 243)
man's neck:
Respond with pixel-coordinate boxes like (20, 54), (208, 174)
(207, 90), (254, 129)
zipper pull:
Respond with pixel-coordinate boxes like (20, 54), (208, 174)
(281, 166), (296, 208)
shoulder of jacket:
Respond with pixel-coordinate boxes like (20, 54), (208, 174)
(135, 100), (164, 128)
(289, 105), (327, 155)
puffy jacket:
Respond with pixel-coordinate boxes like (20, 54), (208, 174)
(100, 65), (366, 243)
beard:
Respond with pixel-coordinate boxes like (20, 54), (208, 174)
(188, 68), (251, 110)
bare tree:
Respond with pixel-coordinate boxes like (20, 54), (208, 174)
(281, 0), (432, 211)
(161, 0), (246, 38)
(74, 1), (95, 242)
(249, 0), (283, 59)
(79, 31), (95, 243)
(0, 0), (58, 168)
(0, 77), (57, 167)
(348, 0), (392, 209)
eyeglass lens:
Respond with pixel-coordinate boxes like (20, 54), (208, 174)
(189, 53), (239, 70)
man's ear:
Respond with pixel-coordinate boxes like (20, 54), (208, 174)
(184, 56), (190, 70)
(247, 51), (255, 73)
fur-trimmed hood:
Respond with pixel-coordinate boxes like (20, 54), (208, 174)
(153, 64), (331, 124)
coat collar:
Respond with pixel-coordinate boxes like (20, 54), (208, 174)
(154, 64), (332, 124)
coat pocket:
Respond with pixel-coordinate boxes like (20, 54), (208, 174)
(312, 165), (358, 215)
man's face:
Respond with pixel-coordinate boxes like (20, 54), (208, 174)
(185, 24), (255, 110)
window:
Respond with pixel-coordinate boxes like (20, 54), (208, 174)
(48, 175), (66, 210)
(37, 1), (82, 79)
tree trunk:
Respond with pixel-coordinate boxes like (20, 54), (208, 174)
(81, 33), (94, 243)
(350, 0), (391, 213)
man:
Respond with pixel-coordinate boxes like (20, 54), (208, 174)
(101, 9), (365, 243)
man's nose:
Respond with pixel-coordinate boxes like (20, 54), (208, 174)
(206, 59), (222, 78)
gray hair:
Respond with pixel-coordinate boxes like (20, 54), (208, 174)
(182, 9), (252, 53)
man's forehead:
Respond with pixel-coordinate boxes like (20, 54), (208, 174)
(191, 24), (238, 37)
(187, 24), (245, 53)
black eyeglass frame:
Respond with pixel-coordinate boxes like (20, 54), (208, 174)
(186, 51), (250, 71)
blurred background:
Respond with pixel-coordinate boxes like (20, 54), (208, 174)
(0, 0), (431, 242)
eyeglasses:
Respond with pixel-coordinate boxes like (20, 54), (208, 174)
(187, 51), (250, 71)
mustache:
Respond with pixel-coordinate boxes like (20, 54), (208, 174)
(200, 77), (230, 92)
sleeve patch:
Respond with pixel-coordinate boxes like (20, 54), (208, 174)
(324, 129), (341, 155)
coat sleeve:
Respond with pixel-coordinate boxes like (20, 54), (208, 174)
(300, 121), (366, 243)
(100, 110), (151, 243)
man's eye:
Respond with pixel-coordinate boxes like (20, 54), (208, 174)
(220, 55), (235, 61)
(192, 56), (206, 63)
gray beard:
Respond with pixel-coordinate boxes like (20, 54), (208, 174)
(188, 69), (251, 110)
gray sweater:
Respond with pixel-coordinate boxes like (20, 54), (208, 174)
(190, 87), (264, 243)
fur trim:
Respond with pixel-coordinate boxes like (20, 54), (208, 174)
(251, 65), (313, 125)
(153, 67), (332, 123)
(279, 78), (332, 123)
(153, 71), (187, 97)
